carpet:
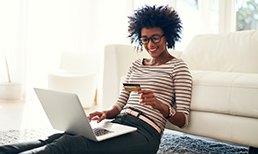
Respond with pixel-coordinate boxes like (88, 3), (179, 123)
(0, 128), (248, 154)
(157, 130), (248, 154)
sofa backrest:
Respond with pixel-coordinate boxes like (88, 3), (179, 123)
(181, 30), (258, 74)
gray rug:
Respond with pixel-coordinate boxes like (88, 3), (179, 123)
(157, 130), (248, 154)
(0, 128), (248, 154)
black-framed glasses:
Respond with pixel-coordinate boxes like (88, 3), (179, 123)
(140, 34), (165, 44)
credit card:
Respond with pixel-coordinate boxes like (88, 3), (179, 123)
(123, 83), (141, 91)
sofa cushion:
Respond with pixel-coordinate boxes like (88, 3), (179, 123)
(181, 30), (258, 74)
(166, 111), (258, 148)
(190, 70), (258, 119)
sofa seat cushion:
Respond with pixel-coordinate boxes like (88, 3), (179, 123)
(190, 70), (258, 119)
(166, 111), (258, 147)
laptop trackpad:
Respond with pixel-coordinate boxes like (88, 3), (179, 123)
(91, 121), (114, 136)
(90, 120), (137, 140)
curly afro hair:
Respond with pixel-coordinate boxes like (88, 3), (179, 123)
(128, 5), (182, 50)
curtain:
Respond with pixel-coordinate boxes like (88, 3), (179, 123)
(219, 0), (236, 33)
(0, 1), (27, 99)
(198, 0), (213, 33)
(1, 0), (134, 100)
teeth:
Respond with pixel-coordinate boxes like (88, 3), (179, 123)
(149, 48), (157, 51)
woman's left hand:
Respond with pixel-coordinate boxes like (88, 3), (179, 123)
(138, 89), (162, 110)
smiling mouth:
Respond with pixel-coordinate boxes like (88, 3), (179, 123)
(149, 47), (158, 53)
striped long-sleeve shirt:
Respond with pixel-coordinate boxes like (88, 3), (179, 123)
(114, 57), (192, 135)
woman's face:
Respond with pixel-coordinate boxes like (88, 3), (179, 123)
(140, 27), (167, 58)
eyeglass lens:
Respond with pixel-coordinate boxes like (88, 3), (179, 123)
(140, 35), (163, 44)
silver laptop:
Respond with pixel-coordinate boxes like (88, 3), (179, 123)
(34, 88), (137, 142)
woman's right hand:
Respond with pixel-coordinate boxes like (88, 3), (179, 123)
(88, 111), (107, 123)
(88, 106), (120, 123)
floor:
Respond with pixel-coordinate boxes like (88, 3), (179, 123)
(0, 95), (183, 136)
(0, 96), (249, 150)
(0, 97), (100, 131)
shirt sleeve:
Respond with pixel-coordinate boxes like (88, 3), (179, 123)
(113, 60), (135, 111)
(171, 59), (192, 128)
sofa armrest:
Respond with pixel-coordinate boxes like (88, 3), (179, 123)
(100, 44), (150, 109)
(48, 71), (97, 108)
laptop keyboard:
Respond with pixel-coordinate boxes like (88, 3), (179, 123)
(93, 128), (113, 136)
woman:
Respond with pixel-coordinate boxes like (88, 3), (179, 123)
(0, 5), (192, 154)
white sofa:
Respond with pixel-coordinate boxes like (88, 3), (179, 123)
(100, 29), (258, 148)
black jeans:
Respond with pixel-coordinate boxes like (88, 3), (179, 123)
(0, 114), (161, 154)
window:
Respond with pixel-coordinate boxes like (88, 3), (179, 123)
(133, 0), (168, 9)
(236, 0), (258, 31)
(176, 0), (219, 50)
(175, 0), (199, 50)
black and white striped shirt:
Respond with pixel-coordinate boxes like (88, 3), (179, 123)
(114, 57), (192, 134)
